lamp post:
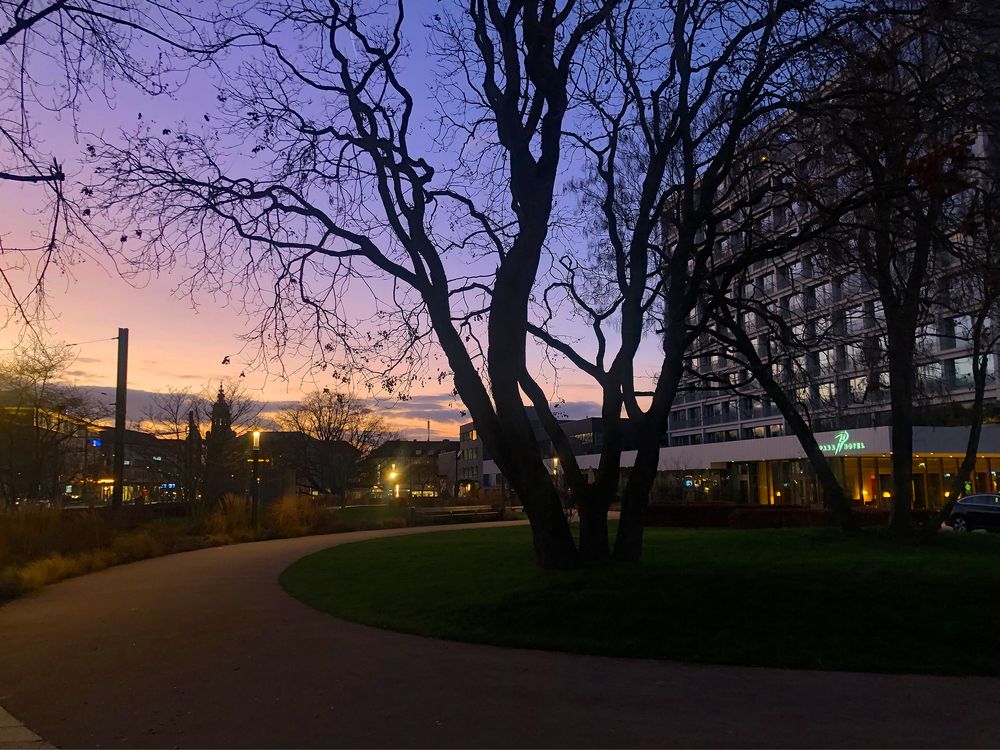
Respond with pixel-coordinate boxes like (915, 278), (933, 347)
(251, 430), (261, 531)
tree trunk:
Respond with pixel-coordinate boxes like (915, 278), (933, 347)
(520, 479), (579, 569)
(722, 315), (857, 530)
(428, 292), (580, 570)
(924, 349), (990, 539)
(613, 327), (687, 562)
(887, 329), (916, 535)
(612, 423), (662, 562)
(577, 490), (610, 563)
(613, 498), (645, 562)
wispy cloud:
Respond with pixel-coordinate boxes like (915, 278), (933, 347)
(69, 385), (601, 440)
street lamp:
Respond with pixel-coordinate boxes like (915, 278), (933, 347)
(251, 430), (261, 530)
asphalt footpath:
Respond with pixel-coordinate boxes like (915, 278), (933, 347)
(1, 522), (999, 748)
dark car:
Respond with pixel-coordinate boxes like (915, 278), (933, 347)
(947, 494), (1000, 532)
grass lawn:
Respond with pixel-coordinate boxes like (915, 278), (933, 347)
(280, 525), (1000, 675)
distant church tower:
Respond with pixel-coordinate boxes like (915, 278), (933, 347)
(203, 384), (237, 504)
(183, 410), (203, 503)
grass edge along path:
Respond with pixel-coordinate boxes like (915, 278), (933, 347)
(280, 525), (1000, 676)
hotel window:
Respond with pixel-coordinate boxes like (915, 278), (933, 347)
(844, 342), (864, 369)
(787, 293), (804, 312)
(918, 362), (943, 387)
(845, 305), (865, 335)
(839, 272), (862, 296)
(948, 315), (974, 347)
(773, 204), (789, 227)
(811, 282), (833, 308)
(802, 255), (815, 279)
(758, 272), (776, 295)
(917, 321), (939, 353)
(777, 265), (791, 290)
(787, 259), (804, 281)
(811, 315), (832, 340)
(871, 300), (886, 324)
(766, 423), (784, 437)
(818, 349), (837, 372)
(743, 426), (766, 440)
(817, 381), (836, 403)
(951, 355), (995, 389)
(849, 376), (868, 403)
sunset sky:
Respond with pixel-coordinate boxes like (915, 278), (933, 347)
(0, 0), (650, 438)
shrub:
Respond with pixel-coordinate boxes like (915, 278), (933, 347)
(266, 494), (333, 538)
(17, 548), (119, 592)
(111, 529), (168, 561)
(0, 507), (112, 567)
(206, 495), (254, 543)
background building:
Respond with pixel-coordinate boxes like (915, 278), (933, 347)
(363, 439), (455, 502)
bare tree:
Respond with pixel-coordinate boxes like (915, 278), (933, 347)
(0, 0), (237, 325)
(794, 0), (1000, 534)
(0, 339), (105, 505)
(923, 188), (1000, 535)
(542, 0), (866, 557)
(92, 0), (862, 566)
(135, 386), (207, 502)
(275, 389), (394, 498)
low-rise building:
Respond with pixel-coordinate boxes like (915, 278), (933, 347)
(364, 439), (455, 501)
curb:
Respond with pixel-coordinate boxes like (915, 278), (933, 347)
(0, 705), (53, 749)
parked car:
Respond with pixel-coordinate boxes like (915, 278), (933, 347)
(947, 494), (1000, 532)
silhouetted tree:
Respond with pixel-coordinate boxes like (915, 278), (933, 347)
(275, 390), (395, 499)
(797, 0), (1000, 534)
(93, 0), (868, 566)
(135, 387), (208, 503)
(0, 340), (104, 505)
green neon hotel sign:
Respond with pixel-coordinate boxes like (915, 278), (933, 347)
(818, 430), (866, 455)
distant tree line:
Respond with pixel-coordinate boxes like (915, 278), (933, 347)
(0, 341), (395, 507)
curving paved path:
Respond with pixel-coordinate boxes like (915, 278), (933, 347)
(2, 523), (1000, 749)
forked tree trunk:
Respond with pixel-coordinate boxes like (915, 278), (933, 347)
(577, 489), (611, 562)
(613, 332), (686, 562)
(486, 420), (579, 569)
(520, 481), (579, 569)
(613, 418), (666, 562)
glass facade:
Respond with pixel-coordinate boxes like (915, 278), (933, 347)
(652, 452), (1000, 508)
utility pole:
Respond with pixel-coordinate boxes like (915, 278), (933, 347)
(111, 328), (128, 510)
